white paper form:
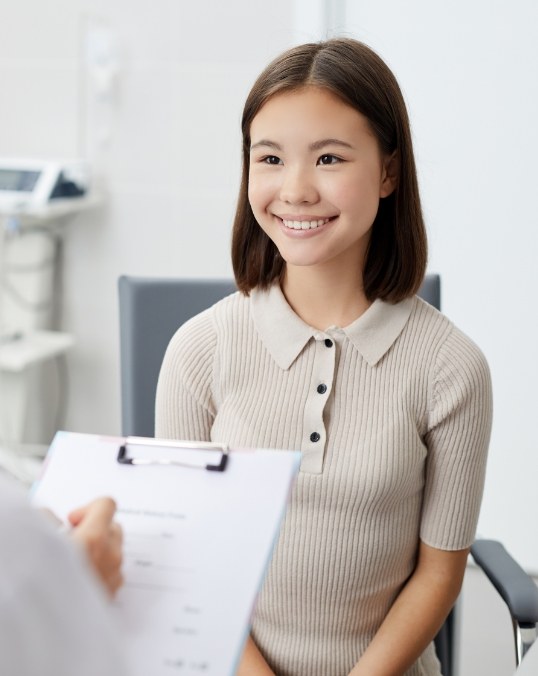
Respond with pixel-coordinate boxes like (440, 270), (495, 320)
(31, 432), (300, 676)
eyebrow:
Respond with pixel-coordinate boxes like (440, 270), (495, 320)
(250, 138), (355, 152)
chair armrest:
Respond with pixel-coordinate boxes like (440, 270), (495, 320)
(471, 539), (538, 626)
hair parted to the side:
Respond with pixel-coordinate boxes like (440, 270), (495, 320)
(231, 38), (427, 302)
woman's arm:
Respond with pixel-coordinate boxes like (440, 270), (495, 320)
(348, 328), (491, 675)
(157, 320), (273, 676)
(236, 636), (276, 676)
(155, 312), (216, 441)
(348, 541), (468, 676)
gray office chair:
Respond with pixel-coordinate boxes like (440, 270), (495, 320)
(118, 273), (538, 675)
(118, 277), (236, 439)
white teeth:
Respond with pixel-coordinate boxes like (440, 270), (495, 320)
(281, 218), (330, 230)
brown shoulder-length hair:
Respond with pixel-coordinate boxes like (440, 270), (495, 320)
(231, 38), (427, 302)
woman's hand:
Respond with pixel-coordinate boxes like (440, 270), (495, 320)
(236, 636), (276, 675)
(68, 497), (124, 597)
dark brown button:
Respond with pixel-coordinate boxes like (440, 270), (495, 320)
(310, 432), (321, 443)
(324, 339), (333, 347)
(317, 384), (327, 394)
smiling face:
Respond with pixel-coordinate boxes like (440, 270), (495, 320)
(248, 86), (397, 276)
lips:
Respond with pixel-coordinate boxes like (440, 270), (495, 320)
(280, 217), (332, 231)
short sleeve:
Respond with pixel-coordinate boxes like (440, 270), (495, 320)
(420, 326), (493, 550)
(155, 308), (216, 442)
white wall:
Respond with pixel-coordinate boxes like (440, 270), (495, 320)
(0, 0), (295, 437)
(337, 0), (538, 574)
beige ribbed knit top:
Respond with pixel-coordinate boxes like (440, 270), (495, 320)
(155, 284), (492, 676)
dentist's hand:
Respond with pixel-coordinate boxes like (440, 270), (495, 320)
(68, 497), (124, 597)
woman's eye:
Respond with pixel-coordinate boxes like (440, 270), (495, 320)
(318, 154), (341, 165)
(263, 155), (282, 165)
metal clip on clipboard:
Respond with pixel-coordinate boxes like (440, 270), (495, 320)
(117, 437), (229, 472)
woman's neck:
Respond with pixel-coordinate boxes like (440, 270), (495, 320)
(281, 263), (371, 330)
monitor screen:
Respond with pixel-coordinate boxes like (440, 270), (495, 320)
(0, 169), (41, 192)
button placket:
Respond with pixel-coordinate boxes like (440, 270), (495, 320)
(301, 334), (336, 474)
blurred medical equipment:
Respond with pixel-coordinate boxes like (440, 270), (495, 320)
(0, 158), (90, 213)
(0, 158), (97, 482)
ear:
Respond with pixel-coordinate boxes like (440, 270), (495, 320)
(380, 151), (398, 198)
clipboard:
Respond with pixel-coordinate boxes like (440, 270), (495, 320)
(32, 431), (300, 676)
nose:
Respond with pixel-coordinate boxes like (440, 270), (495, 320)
(279, 166), (319, 205)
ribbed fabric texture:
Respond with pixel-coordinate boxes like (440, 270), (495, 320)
(155, 289), (492, 676)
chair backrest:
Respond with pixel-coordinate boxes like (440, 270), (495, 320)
(418, 273), (441, 310)
(118, 272), (452, 674)
(118, 277), (236, 438)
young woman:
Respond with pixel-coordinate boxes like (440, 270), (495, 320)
(155, 38), (492, 676)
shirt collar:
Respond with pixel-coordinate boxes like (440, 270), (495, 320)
(250, 283), (415, 370)
(250, 284), (313, 370)
(342, 295), (415, 366)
